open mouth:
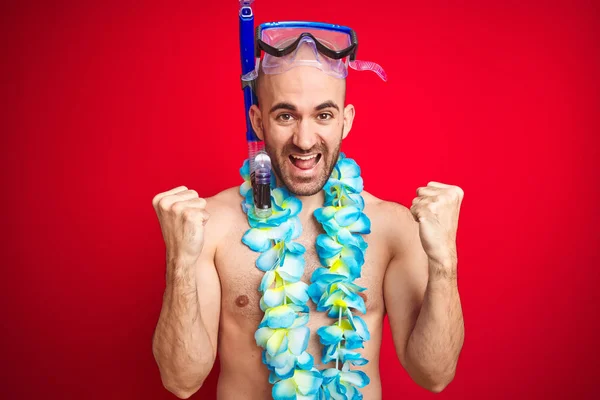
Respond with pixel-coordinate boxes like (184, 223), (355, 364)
(289, 153), (322, 171)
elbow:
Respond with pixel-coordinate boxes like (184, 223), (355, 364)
(404, 356), (456, 394)
(423, 371), (456, 394)
(158, 368), (204, 399)
(427, 382), (449, 394)
(152, 335), (215, 398)
(153, 350), (204, 399)
(159, 368), (204, 399)
(163, 382), (202, 399)
(403, 348), (458, 394)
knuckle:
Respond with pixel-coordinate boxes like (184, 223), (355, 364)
(446, 187), (459, 200)
(171, 201), (184, 214)
(182, 207), (197, 220)
(157, 197), (171, 212)
(152, 194), (161, 209)
(200, 210), (210, 223)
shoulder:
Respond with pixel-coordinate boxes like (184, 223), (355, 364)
(202, 186), (245, 243)
(362, 191), (415, 226)
(205, 186), (243, 212)
(362, 191), (420, 257)
(203, 186), (247, 225)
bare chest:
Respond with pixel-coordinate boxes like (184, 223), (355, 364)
(215, 215), (389, 322)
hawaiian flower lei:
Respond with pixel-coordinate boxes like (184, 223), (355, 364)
(239, 153), (371, 399)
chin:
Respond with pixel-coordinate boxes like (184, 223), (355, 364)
(287, 182), (326, 196)
(268, 145), (340, 196)
(281, 156), (330, 196)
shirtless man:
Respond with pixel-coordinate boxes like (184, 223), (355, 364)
(151, 32), (465, 399)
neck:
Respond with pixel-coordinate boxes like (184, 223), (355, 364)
(274, 175), (326, 217)
(296, 190), (325, 219)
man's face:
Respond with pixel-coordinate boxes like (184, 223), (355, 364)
(250, 62), (355, 196)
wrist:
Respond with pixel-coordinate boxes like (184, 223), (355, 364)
(166, 253), (199, 282)
(428, 258), (457, 282)
(167, 251), (199, 270)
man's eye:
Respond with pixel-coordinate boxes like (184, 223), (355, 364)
(318, 113), (333, 120)
(277, 113), (293, 122)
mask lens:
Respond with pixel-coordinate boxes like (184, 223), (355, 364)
(261, 27), (352, 53)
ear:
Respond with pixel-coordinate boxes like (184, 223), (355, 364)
(342, 104), (355, 139)
(249, 105), (264, 141)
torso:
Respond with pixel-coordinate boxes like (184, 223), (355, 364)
(210, 187), (392, 399)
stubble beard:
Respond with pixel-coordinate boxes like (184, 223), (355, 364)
(264, 126), (343, 197)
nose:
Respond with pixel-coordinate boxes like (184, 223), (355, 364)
(292, 119), (319, 151)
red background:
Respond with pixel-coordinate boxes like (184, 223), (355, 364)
(2, 0), (599, 399)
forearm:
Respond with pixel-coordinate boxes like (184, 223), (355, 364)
(152, 258), (215, 397)
(405, 262), (464, 392)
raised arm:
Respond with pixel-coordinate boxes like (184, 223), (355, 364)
(151, 187), (222, 399)
(383, 183), (465, 393)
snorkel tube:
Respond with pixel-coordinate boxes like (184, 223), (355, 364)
(239, 0), (272, 218)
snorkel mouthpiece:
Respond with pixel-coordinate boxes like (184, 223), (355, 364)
(253, 151), (273, 218)
(239, 1), (254, 18)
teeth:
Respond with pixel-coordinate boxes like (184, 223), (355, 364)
(291, 154), (318, 161)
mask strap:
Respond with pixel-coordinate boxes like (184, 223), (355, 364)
(349, 60), (388, 82)
(241, 58), (260, 86)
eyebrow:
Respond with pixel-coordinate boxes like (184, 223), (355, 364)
(269, 102), (297, 114)
(269, 101), (340, 114)
(315, 101), (340, 112)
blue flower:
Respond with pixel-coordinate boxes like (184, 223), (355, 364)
(239, 159), (253, 198)
(264, 350), (315, 379)
(255, 324), (315, 379)
(240, 169), (303, 230)
(260, 304), (309, 329)
(323, 155), (364, 196)
(272, 368), (324, 400)
(316, 316), (370, 349)
(314, 206), (370, 237)
(242, 217), (301, 252)
(247, 187), (302, 225)
(321, 367), (370, 400)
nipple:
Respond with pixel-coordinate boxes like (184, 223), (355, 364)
(235, 295), (250, 307)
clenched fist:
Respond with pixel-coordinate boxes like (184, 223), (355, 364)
(152, 186), (209, 267)
(410, 181), (464, 270)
